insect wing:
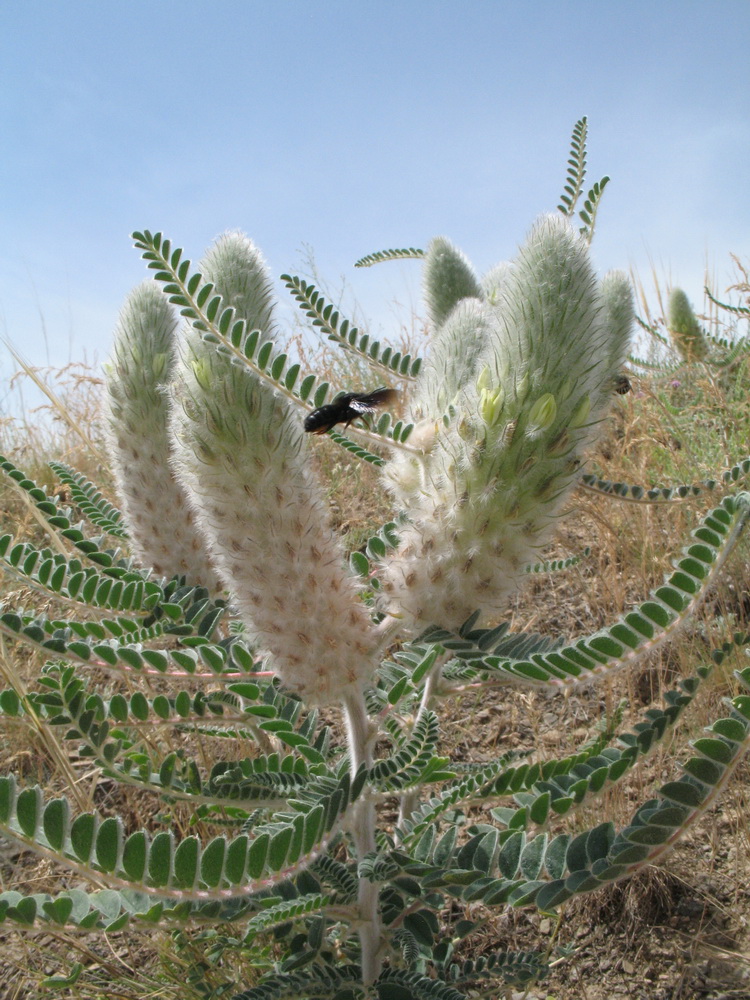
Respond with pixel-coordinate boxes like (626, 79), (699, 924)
(348, 396), (380, 415)
(349, 387), (399, 413)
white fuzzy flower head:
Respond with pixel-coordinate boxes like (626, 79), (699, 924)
(104, 280), (223, 593)
(169, 234), (381, 705)
(380, 215), (634, 633)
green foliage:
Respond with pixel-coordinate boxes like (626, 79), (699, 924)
(556, 116), (610, 242)
(524, 548), (590, 574)
(705, 285), (750, 316)
(354, 247), (425, 268)
(281, 273), (422, 381)
(48, 461), (128, 538)
(2, 446), (749, 998)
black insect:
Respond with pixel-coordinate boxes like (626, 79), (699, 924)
(304, 387), (398, 435)
(614, 373), (632, 395)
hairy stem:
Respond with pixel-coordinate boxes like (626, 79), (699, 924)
(344, 691), (381, 983)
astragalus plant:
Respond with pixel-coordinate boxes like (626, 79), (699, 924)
(1, 127), (750, 1000)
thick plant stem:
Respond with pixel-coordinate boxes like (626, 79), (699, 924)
(344, 691), (375, 774)
(357, 862), (380, 986)
(344, 691), (381, 984)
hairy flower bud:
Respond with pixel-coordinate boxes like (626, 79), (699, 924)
(104, 281), (223, 593)
(423, 236), (483, 329)
(380, 214), (634, 632)
(526, 392), (557, 433)
(568, 393), (591, 429)
(479, 385), (505, 427)
(480, 261), (513, 306)
(668, 288), (707, 361)
(409, 298), (493, 423)
(169, 234), (380, 704)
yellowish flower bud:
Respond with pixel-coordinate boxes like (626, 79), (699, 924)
(152, 352), (169, 380)
(527, 392), (557, 430)
(476, 365), (492, 392)
(568, 393), (591, 428)
(191, 359), (212, 392)
(479, 386), (505, 427)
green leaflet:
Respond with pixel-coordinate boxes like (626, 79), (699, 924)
(354, 246), (425, 268)
(281, 273), (421, 381)
(244, 891), (331, 934)
(370, 712), (441, 790)
(379, 684), (750, 918)
(0, 766), (360, 901)
(579, 456), (750, 504)
(48, 462), (127, 539)
(414, 494), (750, 691)
(556, 116), (610, 243)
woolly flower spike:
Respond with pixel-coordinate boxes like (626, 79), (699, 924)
(423, 236), (483, 329)
(169, 233), (380, 706)
(668, 288), (707, 361)
(201, 230), (277, 338)
(595, 271), (636, 407)
(407, 298), (494, 427)
(380, 214), (634, 632)
(103, 281), (223, 593)
(481, 260), (513, 306)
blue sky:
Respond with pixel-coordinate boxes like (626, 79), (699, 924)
(1, 1), (748, 415)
